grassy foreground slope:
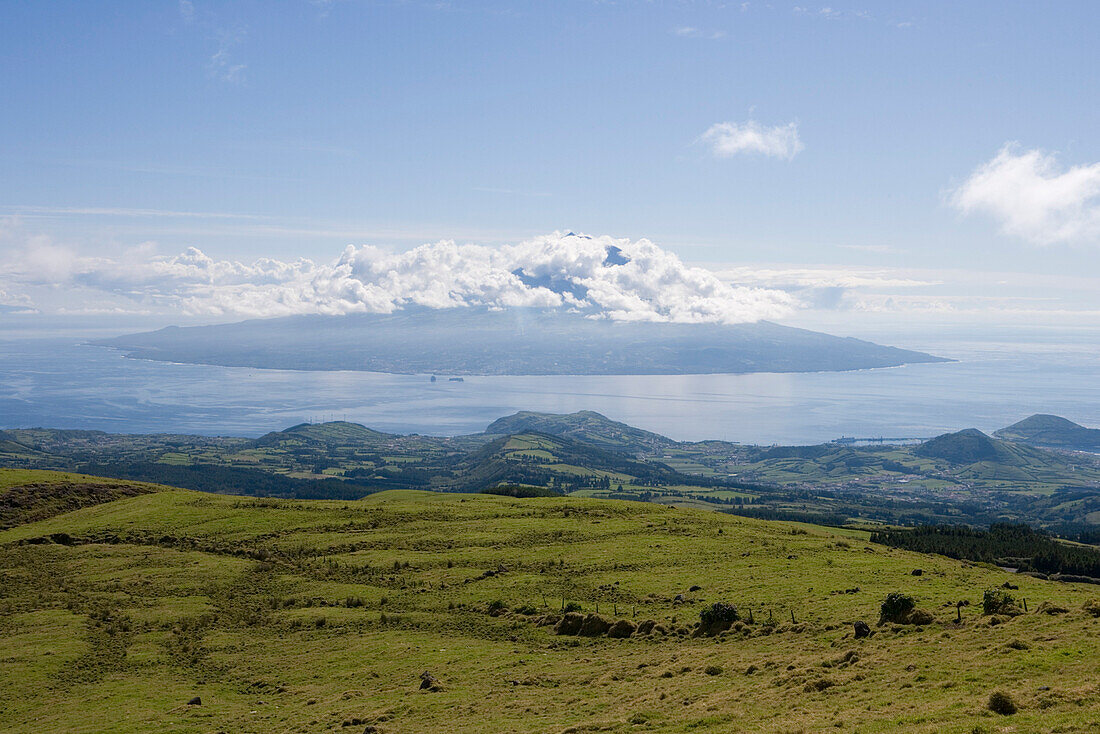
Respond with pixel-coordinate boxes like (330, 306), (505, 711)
(2, 486), (1100, 733)
(0, 468), (163, 529)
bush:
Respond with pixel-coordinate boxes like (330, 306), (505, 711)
(563, 601), (582, 613)
(987, 690), (1017, 715)
(879, 592), (915, 624)
(983, 588), (1018, 616)
(699, 602), (740, 627)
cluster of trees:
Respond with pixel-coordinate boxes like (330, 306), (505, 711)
(481, 485), (563, 498)
(723, 506), (849, 527)
(76, 462), (381, 501)
(871, 523), (1100, 579)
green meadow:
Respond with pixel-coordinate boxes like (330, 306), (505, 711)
(2, 471), (1100, 733)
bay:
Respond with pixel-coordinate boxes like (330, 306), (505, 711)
(1, 327), (1098, 444)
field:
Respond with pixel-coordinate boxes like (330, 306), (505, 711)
(3, 476), (1100, 733)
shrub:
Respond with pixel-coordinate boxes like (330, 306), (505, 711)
(987, 691), (1017, 715)
(704, 665), (723, 676)
(879, 592), (915, 624)
(983, 588), (1018, 616)
(699, 602), (740, 627)
(563, 601), (582, 613)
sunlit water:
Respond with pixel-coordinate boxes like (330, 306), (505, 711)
(1, 328), (1098, 444)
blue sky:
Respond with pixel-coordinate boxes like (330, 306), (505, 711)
(1, 1), (1099, 331)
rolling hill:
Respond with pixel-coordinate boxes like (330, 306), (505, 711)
(2, 478), (1100, 732)
(253, 421), (398, 448)
(912, 428), (1096, 484)
(914, 429), (1031, 465)
(0, 468), (163, 529)
(6, 412), (1100, 531)
(485, 410), (674, 452)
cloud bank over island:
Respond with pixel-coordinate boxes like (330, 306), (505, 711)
(4, 221), (1098, 328)
(2, 231), (797, 324)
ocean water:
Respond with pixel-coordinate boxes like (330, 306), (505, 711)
(1, 328), (1098, 445)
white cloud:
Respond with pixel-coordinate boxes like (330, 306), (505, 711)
(715, 266), (936, 290)
(950, 144), (1100, 246)
(179, 0), (195, 23)
(672, 26), (726, 40)
(5, 232), (796, 323)
(0, 288), (35, 312)
(699, 120), (803, 160)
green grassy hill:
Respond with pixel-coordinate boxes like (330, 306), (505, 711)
(438, 431), (683, 492)
(913, 429), (1099, 486)
(0, 468), (164, 529)
(914, 429), (1028, 465)
(253, 421), (398, 448)
(2, 474), (1100, 733)
(6, 414), (1100, 531)
(485, 410), (674, 452)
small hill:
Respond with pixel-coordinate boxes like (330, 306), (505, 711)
(0, 431), (43, 458)
(0, 468), (161, 529)
(485, 410), (673, 451)
(911, 429), (1093, 485)
(440, 431), (681, 492)
(914, 429), (1017, 465)
(253, 421), (397, 448)
(995, 414), (1100, 451)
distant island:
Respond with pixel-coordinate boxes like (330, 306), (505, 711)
(93, 307), (949, 376)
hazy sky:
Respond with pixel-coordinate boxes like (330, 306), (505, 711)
(1, 1), (1098, 331)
